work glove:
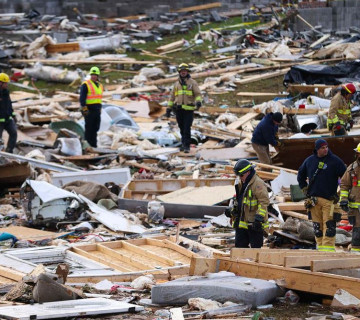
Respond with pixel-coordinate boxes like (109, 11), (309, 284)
(349, 119), (354, 129)
(302, 186), (308, 196)
(304, 197), (315, 210)
(276, 140), (284, 149)
(81, 106), (89, 116)
(333, 212), (342, 222)
(252, 220), (263, 232)
(196, 101), (202, 110)
(165, 107), (172, 118)
(254, 214), (264, 223)
(340, 199), (349, 212)
(224, 207), (232, 218)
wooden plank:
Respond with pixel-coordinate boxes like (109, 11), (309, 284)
(287, 84), (335, 95)
(309, 34), (331, 49)
(234, 69), (290, 86)
(250, 162), (298, 174)
(102, 85), (159, 97)
(190, 257), (360, 299)
(230, 248), (263, 260)
(282, 210), (308, 221)
(146, 239), (197, 259)
(10, 59), (160, 65)
(285, 254), (359, 268)
(278, 202), (306, 212)
(175, 2), (222, 12)
(156, 40), (184, 53)
(226, 113), (258, 130)
(0, 266), (24, 282)
(46, 42), (80, 53)
(311, 258), (360, 272)
(236, 92), (288, 98)
(256, 170), (279, 180)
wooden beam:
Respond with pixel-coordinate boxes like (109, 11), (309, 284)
(46, 42), (80, 53)
(234, 69), (290, 86)
(277, 202), (306, 212)
(251, 162), (298, 174)
(156, 40), (184, 53)
(102, 85), (159, 97)
(282, 210), (308, 221)
(175, 2), (222, 12)
(190, 257), (360, 299)
(285, 254), (359, 268)
(311, 258), (360, 272)
(236, 92), (288, 98)
(226, 113), (258, 130)
(9, 59), (161, 65)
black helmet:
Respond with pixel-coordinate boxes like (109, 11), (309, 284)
(234, 159), (253, 175)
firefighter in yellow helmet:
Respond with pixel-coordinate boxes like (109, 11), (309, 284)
(79, 66), (103, 147)
(340, 143), (360, 253)
(0, 73), (17, 153)
(327, 83), (356, 136)
(167, 63), (202, 153)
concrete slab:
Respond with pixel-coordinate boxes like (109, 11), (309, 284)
(151, 272), (281, 307)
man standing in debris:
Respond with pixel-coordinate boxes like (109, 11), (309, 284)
(327, 83), (356, 136)
(168, 63), (202, 153)
(339, 143), (360, 253)
(225, 159), (269, 248)
(79, 66), (103, 148)
(297, 139), (346, 252)
(0, 73), (17, 153)
(251, 112), (283, 164)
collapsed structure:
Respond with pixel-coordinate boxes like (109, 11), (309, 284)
(0, 0), (359, 319)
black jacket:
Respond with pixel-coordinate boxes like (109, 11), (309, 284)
(79, 82), (102, 110)
(251, 113), (279, 146)
(0, 89), (14, 121)
(297, 149), (346, 200)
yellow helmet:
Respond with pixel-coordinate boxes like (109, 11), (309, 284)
(0, 73), (10, 83)
(354, 143), (360, 153)
(178, 63), (190, 72)
(89, 66), (100, 75)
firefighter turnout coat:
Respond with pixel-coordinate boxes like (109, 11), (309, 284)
(340, 160), (360, 214)
(327, 91), (352, 129)
(168, 77), (201, 111)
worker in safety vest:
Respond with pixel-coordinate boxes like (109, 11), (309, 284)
(340, 143), (360, 253)
(79, 66), (103, 148)
(168, 63), (202, 153)
(0, 73), (17, 153)
(225, 159), (269, 248)
(298, 139), (346, 252)
(327, 83), (356, 136)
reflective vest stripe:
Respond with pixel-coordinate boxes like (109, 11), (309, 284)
(175, 90), (193, 96)
(337, 109), (351, 115)
(351, 248), (360, 252)
(238, 221), (248, 229)
(349, 202), (360, 208)
(84, 80), (103, 105)
(317, 246), (335, 252)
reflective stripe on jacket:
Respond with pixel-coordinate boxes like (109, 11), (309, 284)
(168, 77), (201, 110)
(340, 160), (360, 214)
(83, 80), (103, 105)
(327, 92), (351, 129)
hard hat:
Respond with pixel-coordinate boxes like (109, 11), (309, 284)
(342, 83), (356, 94)
(178, 63), (190, 72)
(233, 159), (253, 176)
(89, 66), (100, 75)
(354, 143), (360, 153)
(0, 73), (10, 83)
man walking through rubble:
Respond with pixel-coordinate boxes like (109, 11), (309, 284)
(327, 83), (356, 136)
(79, 66), (103, 148)
(251, 112), (283, 165)
(225, 159), (270, 248)
(168, 63), (202, 153)
(0, 73), (17, 153)
(297, 139), (346, 252)
(339, 143), (360, 253)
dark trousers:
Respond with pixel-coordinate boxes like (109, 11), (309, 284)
(0, 120), (17, 153)
(84, 108), (101, 148)
(235, 226), (263, 248)
(176, 109), (194, 148)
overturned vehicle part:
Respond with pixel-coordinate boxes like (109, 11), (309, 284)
(20, 180), (85, 227)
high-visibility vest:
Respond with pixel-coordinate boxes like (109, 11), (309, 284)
(84, 80), (103, 105)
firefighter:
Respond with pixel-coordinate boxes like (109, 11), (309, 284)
(327, 83), (356, 136)
(168, 63), (202, 153)
(297, 139), (346, 252)
(0, 73), (17, 153)
(340, 143), (360, 253)
(225, 159), (270, 248)
(79, 66), (103, 148)
(251, 112), (283, 165)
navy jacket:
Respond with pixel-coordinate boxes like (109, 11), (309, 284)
(251, 113), (279, 146)
(79, 82), (102, 110)
(297, 149), (346, 200)
(0, 89), (14, 121)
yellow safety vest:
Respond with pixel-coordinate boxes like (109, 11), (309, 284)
(84, 80), (103, 105)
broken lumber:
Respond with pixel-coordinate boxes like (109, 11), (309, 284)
(251, 162), (298, 175)
(311, 258), (360, 272)
(46, 42), (80, 53)
(102, 85), (159, 97)
(277, 202), (305, 212)
(156, 40), (184, 53)
(234, 69), (290, 86)
(9, 59), (161, 65)
(282, 211), (308, 221)
(226, 113), (258, 130)
(190, 256), (360, 299)
(175, 2), (222, 12)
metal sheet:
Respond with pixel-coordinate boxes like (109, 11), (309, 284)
(0, 298), (143, 319)
(272, 135), (360, 170)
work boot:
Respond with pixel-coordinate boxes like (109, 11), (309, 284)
(179, 145), (184, 152)
(184, 147), (190, 153)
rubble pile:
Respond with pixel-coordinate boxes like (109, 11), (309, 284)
(0, 1), (359, 319)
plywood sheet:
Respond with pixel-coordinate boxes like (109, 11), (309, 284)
(157, 185), (234, 205)
(197, 147), (251, 160)
(0, 226), (60, 241)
